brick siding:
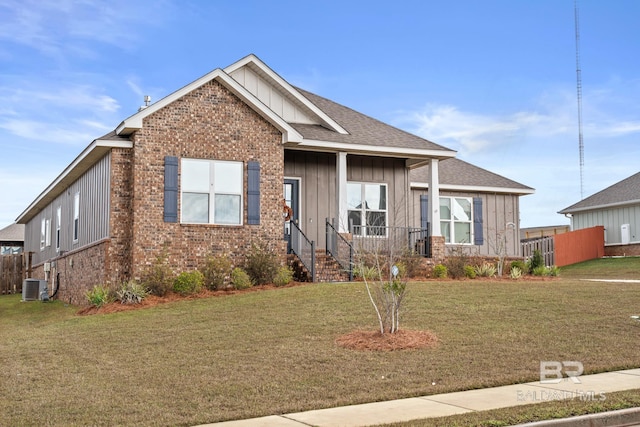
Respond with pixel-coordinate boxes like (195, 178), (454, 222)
(128, 79), (286, 279)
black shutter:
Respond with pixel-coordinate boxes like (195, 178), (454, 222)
(247, 161), (260, 225)
(164, 156), (179, 223)
(473, 197), (483, 245)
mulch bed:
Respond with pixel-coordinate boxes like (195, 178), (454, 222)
(76, 282), (309, 316)
(335, 329), (439, 351)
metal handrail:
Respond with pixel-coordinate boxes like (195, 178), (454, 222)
(350, 224), (431, 258)
(289, 220), (315, 282)
(325, 218), (353, 281)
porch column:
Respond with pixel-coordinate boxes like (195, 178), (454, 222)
(428, 158), (441, 237)
(336, 152), (348, 232)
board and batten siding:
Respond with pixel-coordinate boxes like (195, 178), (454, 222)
(284, 151), (410, 248)
(571, 205), (640, 245)
(229, 67), (318, 125)
(25, 153), (111, 266)
(410, 189), (522, 257)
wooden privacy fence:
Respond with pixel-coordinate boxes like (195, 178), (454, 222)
(520, 226), (606, 267)
(1, 253), (24, 295)
(521, 236), (555, 267)
(554, 226), (604, 267)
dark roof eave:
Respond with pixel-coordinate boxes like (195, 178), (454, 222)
(16, 137), (133, 224)
(558, 198), (640, 215)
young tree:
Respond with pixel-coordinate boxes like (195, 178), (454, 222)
(353, 225), (410, 334)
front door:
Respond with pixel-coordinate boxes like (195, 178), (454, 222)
(283, 179), (300, 253)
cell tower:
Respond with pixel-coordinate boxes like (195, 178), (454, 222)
(574, 0), (585, 199)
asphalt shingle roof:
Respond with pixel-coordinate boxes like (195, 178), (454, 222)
(0, 223), (24, 242)
(410, 157), (533, 192)
(293, 87), (454, 153)
(559, 171), (640, 213)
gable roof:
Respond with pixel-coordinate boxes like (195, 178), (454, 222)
(0, 223), (24, 243)
(224, 55), (349, 135)
(291, 88), (456, 162)
(113, 54), (456, 164)
(116, 67), (304, 144)
(410, 158), (534, 194)
(558, 171), (640, 214)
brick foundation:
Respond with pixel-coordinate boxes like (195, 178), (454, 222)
(32, 240), (111, 306)
(605, 243), (640, 257)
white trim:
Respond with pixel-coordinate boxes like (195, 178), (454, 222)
(283, 176), (302, 231)
(428, 159), (441, 237)
(293, 139), (457, 159)
(115, 68), (303, 144)
(559, 199), (640, 214)
(224, 54), (349, 135)
(336, 153), (348, 232)
(411, 181), (535, 195)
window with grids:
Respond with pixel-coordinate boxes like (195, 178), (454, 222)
(347, 182), (387, 236)
(181, 159), (243, 225)
(440, 197), (473, 244)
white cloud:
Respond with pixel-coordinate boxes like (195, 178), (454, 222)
(0, 0), (173, 59)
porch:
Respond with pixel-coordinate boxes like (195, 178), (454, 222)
(286, 218), (432, 282)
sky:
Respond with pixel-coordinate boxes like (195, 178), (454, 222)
(1, 0), (639, 230)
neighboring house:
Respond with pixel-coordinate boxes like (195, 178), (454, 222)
(0, 223), (24, 255)
(520, 224), (570, 241)
(558, 171), (640, 256)
(16, 54), (533, 304)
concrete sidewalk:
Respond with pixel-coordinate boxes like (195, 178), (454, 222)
(197, 368), (640, 427)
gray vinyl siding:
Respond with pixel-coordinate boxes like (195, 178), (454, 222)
(571, 204), (640, 245)
(410, 189), (522, 257)
(284, 151), (410, 248)
(284, 151), (335, 249)
(25, 154), (111, 265)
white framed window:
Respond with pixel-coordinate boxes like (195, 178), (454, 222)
(181, 159), (243, 225)
(45, 219), (51, 248)
(347, 182), (387, 236)
(56, 206), (61, 252)
(440, 196), (473, 244)
(73, 192), (80, 242)
(40, 218), (46, 250)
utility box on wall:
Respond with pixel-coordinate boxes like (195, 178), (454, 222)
(621, 224), (631, 245)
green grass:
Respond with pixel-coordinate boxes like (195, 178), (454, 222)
(1, 258), (639, 426)
(560, 256), (640, 279)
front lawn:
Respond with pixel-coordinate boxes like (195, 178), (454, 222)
(1, 259), (639, 426)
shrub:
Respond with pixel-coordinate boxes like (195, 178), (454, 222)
(353, 264), (378, 281)
(274, 266), (294, 287)
(527, 250), (545, 272)
(510, 266), (523, 280)
(464, 265), (476, 279)
(231, 267), (252, 290)
(548, 265), (560, 277)
(142, 251), (174, 297)
(475, 262), (497, 278)
(433, 264), (447, 278)
(443, 255), (466, 279)
(510, 260), (528, 275)
(244, 240), (279, 285)
(201, 254), (232, 290)
(86, 284), (112, 307)
(397, 252), (424, 278)
(173, 271), (204, 296)
(532, 266), (548, 277)
(116, 280), (149, 305)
